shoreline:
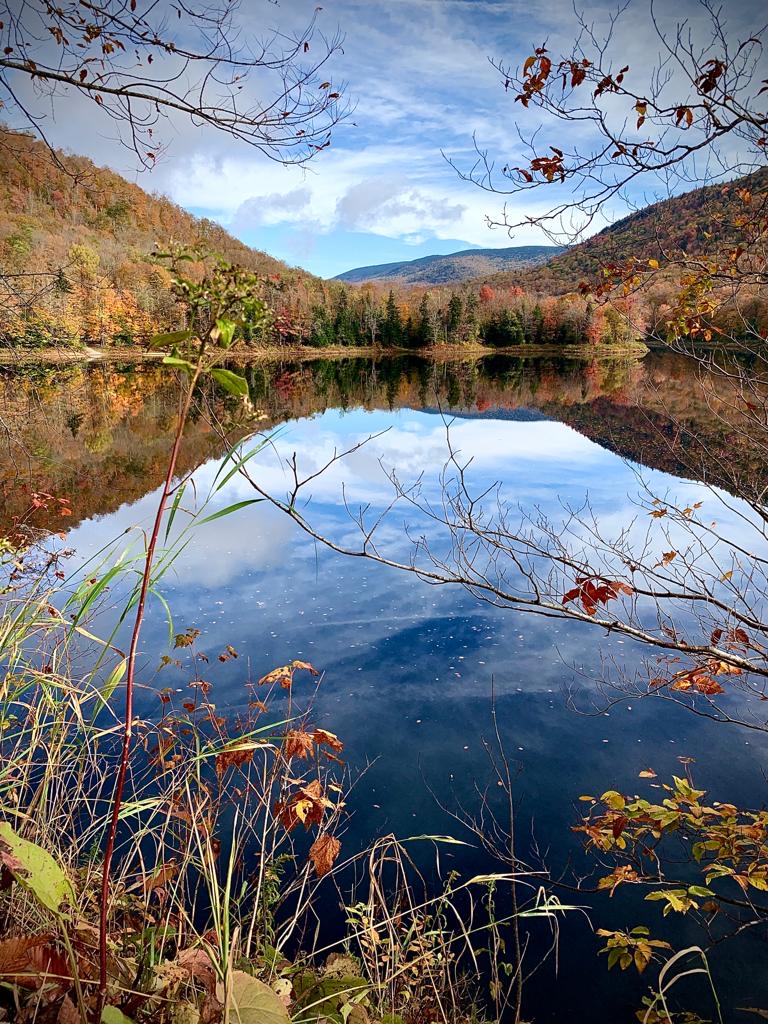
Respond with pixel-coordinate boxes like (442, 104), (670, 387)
(0, 340), (649, 366)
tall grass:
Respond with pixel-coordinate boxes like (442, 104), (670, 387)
(0, 501), (552, 1024)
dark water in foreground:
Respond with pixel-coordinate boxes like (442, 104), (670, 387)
(2, 353), (767, 1021)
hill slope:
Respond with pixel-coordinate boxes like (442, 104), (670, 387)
(335, 245), (564, 285)
(0, 127), (322, 347)
(477, 168), (768, 295)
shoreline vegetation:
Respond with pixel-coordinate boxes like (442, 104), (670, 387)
(0, 339), (650, 366)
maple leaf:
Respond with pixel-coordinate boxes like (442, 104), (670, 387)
(258, 664), (293, 688)
(309, 834), (341, 878)
(276, 779), (334, 832)
(215, 740), (255, 779)
(284, 730), (315, 759)
(313, 728), (343, 753)
(562, 576), (634, 616)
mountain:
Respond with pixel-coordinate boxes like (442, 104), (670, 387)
(476, 167), (768, 295)
(0, 126), (323, 348)
(334, 245), (565, 285)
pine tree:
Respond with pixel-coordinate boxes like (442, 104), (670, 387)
(415, 294), (434, 348)
(381, 290), (403, 347)
(447, 293), (463, 342)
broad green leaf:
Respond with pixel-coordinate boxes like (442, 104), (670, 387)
(601, 790), (626, 811)
(210, 367), (249, 397)
(213, 318), (237, 348)
(687, 885), (715, 898)
(227, 971), (290, 1024)
(162, 355), (195, 372)
(0, 822), (74, 916)
(151, 329), (193, 348)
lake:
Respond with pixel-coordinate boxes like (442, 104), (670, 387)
(2, 351), (767, 1022)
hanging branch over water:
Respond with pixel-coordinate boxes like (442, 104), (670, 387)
(227, 395), (768, 729)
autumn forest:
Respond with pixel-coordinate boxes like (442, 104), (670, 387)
(1, 3), (768, 1024)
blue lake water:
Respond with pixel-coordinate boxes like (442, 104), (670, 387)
(3, 355), (767, 1021)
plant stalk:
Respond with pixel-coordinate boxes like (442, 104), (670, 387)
(97, 362), (202, 1005)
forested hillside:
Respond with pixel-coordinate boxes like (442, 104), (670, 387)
(0, 127), (324, 347)
(481, 167), (768, 296)
(0, 128), (642, 352)
(4, 124), (763, 354)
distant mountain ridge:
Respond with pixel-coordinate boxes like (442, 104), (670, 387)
(335, 245), (565, 285)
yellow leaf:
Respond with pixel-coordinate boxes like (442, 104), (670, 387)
(294, 799), (314, 823)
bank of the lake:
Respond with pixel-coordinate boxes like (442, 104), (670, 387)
(0, 339), (649, 365)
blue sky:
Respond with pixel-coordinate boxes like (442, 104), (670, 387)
(6, 0), (766, 277)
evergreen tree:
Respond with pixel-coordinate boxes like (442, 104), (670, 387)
(333, 288), (357, 345)
(308, 305), (334, 347)
(447, 293), (463, 342)
(381, 290), (403, 347)
(463, 292), (479, 341)
(415, 293), (434, 348)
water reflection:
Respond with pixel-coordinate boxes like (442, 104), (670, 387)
(2, 351), (765, 533)
(2, 352), (768, 1020)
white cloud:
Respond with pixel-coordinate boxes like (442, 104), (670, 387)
(4, 0), (764, 264)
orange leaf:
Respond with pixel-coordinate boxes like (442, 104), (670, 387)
(313, 728), (343, 753)
(284, 730), (315, 760)
(309, 834), (341, 877)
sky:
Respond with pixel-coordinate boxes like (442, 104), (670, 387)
(3, 0), (767, 277)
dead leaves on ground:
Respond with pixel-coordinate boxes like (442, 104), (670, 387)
(0, 935), (70, 990)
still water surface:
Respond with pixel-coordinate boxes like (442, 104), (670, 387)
(2, 353), (767, 1020)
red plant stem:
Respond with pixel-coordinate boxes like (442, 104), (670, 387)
(98, 366), (201, 1001)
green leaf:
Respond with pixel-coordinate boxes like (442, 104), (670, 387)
(165, 483), (187, 543)
(210, 368), (249, 397)
(197, 499), (263, 526)
(213, 318), (237, 349)
(162, 355), (195, 373)
(601, 790), (626, 811)
(151, 329), (193, 348)
(227, 971), (290, 1024)
(102, 1009), (136, 1024)
(687, 885), (715, 898)
(0, 822), (74, 916)
(90, 658), (126, 721)
(213, 433), (278, 493)
(70, 562), (125, 626)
